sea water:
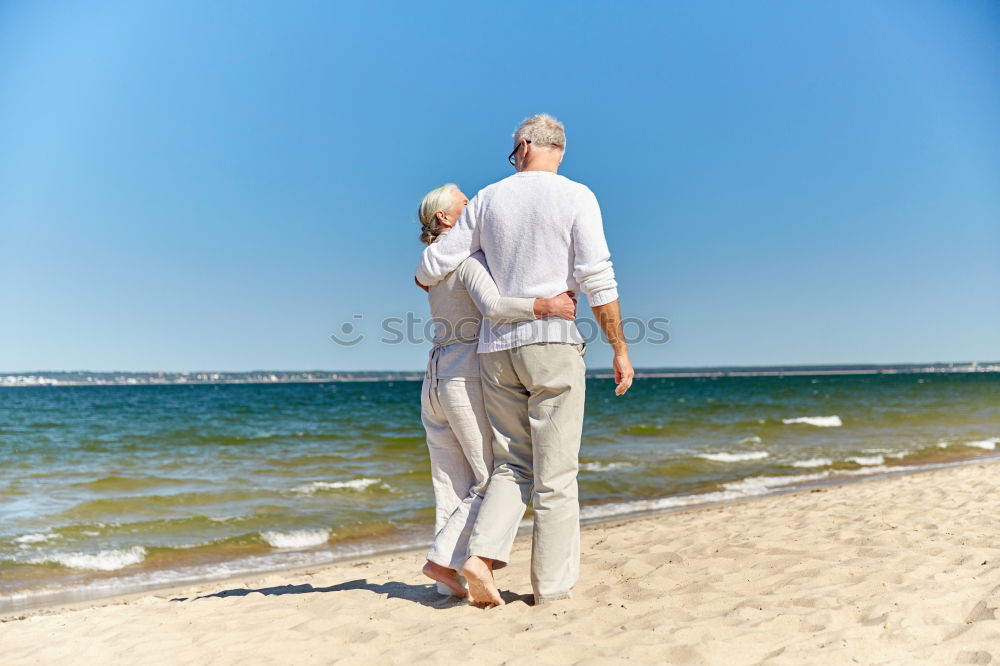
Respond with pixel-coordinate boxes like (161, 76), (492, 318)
(2, 372), (997, 610)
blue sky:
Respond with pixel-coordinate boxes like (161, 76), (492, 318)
(1, 0), (997, 372)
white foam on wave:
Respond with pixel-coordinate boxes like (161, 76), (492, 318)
(698, 451), (769, 463)
(580, 459), (949, 524)
(964, 439), (998, 450)
(580, 489), (740, 520)
(291, 478), (382, 495)
(848, 455), (884, 466)
(580, 462), (633, 472)
(782, 415), (842, 427)
(722, 472), (830, 496)
(3, 536), (431, 613)
(860, 448), (907, 460)
(937, 441), (950, 448)
(13, 532), (59, 545)
(31, 546), (147, 571)
(841, 463), (920, 477)
(738, 435), (763, 445)
(580, 471), (825, 521)
(792, 457), (832, 468)
(261, 529), (330, 549)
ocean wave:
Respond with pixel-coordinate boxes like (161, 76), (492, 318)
(619, 424), (670, 436)
(261, 529), (330, 549)
(722, 472), (830, 496)
(69, 476), (193, 492)
(782, 415), (842, 427)
(13, 532), (59, 545)
(209, 515), (242, 523)
(840, 463), (920, 478)
(31, 546), (147, 571)
(964, 439), (998, 450)
(2, 536), (430, 612)
(738, 436), (763, 445)
(791, 458), (832, 468)
(580, 462), (633, 472)
(291, 478), (383, 495)
(580, 471), (824, 521)
(848, 455), (885, 466)
(580, 461), (952, 523)
(860, 448), (908, 460)
(698, 451), (769, 463)
(579, 489), (742, 520)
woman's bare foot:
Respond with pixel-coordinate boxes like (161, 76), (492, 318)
(422, 561), (467, 598)
(462, 556), (504, 606)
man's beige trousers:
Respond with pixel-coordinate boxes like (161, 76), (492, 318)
(469, 342), (586, 603)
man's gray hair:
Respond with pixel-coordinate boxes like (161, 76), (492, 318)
(513, 113), (566, 150)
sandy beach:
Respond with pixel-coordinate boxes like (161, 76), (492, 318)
(3, 460), (998, 665)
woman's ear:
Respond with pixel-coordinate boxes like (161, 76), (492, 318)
(435, 210), (447, 224)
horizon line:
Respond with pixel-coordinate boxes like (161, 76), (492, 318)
(2, 359), (997, 375)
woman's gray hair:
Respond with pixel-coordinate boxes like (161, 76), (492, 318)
(513, 113), (566, 151)
(418, 183), (459, 245)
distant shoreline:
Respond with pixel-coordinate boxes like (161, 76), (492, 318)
(1, 362), (996, 387)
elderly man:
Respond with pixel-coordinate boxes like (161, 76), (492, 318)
(415, 114), (633, 605)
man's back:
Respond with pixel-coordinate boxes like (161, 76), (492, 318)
(478, 171), (581, 299)
(417, 170), (618, 352)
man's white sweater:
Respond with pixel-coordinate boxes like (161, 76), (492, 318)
(415, 171), (619, 353)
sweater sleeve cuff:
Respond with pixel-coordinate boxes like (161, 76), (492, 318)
(514, 297), (536, 321)
(587, 288), (619, 307)
(414, 260), (435, 288)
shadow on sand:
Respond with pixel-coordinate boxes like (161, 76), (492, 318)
(169, 579), (533, 609)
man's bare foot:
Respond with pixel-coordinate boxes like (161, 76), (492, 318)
(461, 556), (504, 607)
(422, 561), (467, 598)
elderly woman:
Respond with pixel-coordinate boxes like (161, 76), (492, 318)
(417, 183), (576, 597)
